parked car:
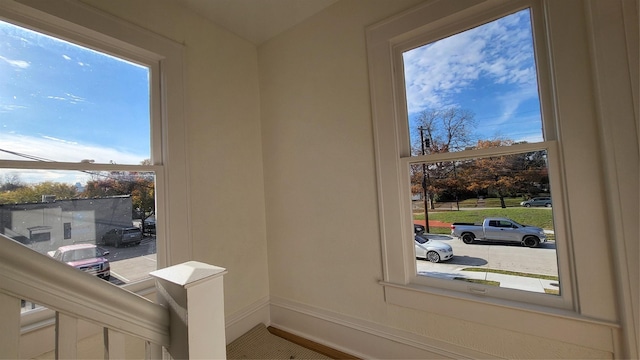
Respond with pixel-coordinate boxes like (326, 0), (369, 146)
(143, 218), (156, 234)
(48, 244), (110, 280)
(450, 217), (546, 247)
(101, 227), (143, 247)
(414, 233), (453, 263)
(520, 197), (552, 207)
(414, 223), (426, 234)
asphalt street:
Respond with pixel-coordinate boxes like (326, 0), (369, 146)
(416, 234), (560, 293)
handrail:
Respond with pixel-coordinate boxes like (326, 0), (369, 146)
(0, 234), (170, 346)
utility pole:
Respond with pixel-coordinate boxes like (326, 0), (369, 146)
(418, 127), (430, 233)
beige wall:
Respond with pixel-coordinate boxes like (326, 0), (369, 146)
(259, 0), (419, 315)
(80, 0), (269, 317)
(70, 0), (637, 357)
(259, 0), (634, 358)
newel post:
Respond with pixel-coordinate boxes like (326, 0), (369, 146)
(150, 261), (227, 359)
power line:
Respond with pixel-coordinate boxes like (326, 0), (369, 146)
(0, 148), (154, 190)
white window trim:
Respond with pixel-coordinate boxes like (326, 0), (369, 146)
(0, 0), (191, 267)
(366, 0), (580, 312)
(0, 0), (191, 332)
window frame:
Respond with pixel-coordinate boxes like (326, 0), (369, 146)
(367, 0), (576, 311)
(0, 0), (190, 325)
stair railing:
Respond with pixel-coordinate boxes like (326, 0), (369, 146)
(0, 233), (227, 359)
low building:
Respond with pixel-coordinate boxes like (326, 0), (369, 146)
(0, 196), (134, 254)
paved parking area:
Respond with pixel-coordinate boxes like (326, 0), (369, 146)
(110, 253), (157, 284)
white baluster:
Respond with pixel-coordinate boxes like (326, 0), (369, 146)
(0, 293), (20, 359)
(104, 328), (126, 359)
(145, 340), (164, 360)
(56, 312), (78, 359)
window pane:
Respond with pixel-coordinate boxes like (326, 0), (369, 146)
(411, 150), (560, 295)
(0, 20), (150, 164)
(403, 9), (543, 155)
(0, 169), (157, 294)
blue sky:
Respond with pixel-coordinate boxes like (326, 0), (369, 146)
(402, 9), (543, 147)
(0, 19), (150, 175)
(0, 9), (541, 184)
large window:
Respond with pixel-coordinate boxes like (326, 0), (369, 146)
(0, 0), (189, 316)
(402, 9), (561, 295)
(0, 18), (158, 311)
(367, 0), (573, 309)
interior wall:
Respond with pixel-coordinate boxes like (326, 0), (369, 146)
(258, 0), (633, 358)
(259, 0), (419, 319)
(79, 0), (269, 318)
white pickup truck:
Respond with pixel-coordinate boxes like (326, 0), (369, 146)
(450, 217), (547, 248)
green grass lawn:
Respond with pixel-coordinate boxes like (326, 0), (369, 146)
(415, 207), (554, 230)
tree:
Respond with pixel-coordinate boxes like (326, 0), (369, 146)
(0, 181), (78, 204)
(412, 107), (477, 209)
(0, 174), (25, 192)
(459, 139), (550, 207)
(82, 160), (156, 231)
(508, 147), (549, 195)
(84, 172), (154, 208)
(413, 107), (477, 155)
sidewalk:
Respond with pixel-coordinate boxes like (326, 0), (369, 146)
(457, 269), (559, 294)
(418, 267), (558, 294)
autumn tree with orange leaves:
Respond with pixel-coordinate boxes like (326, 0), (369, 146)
(458, 140), (549, 207)
(82, 161), (155, 224)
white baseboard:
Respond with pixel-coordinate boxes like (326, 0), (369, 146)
(224, 296), (271, 344)
(269, 296), (493, 359)
(223, 295), (494, 358)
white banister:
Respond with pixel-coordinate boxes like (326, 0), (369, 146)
(150, 261), (228, 360)
(1, 233), (228, 359)
(0, 234), (170, 347)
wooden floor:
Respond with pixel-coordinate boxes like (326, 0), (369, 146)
(267, 326), (360, 360)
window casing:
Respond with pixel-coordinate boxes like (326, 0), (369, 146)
(367, 0), (575, 310)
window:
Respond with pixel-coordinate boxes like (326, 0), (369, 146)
(0, 18), (158, 293)
(0, 0), (189, 316)
(367, 0), (573, 309)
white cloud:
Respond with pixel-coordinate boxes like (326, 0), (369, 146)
(403, 10), (536, 114)
(45, 93), (86, 104)
(477, 84), (539, 127)
(0, 133), (146, 165)
(62, 54), (71, 60)
(0, 168), (91, 186)
(0, 104), (27, 113)
(41, 136), (78, 145)
(66, 93), (86, 104)
(0, 55), (29, 69)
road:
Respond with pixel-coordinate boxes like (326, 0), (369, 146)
(416, 234), (558, 277)
(103, 234), (560, 286)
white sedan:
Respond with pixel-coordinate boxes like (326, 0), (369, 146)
(414, 234), (453, 263)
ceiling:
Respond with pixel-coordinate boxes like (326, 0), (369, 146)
(181, 0), (339, 45)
